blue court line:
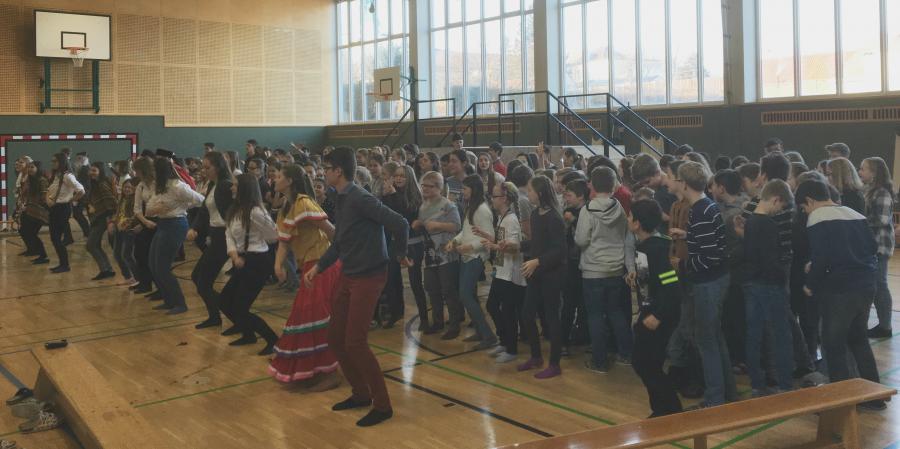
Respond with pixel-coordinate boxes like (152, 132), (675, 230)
(0, 361), (25, 389)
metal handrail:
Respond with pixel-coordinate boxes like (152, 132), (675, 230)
(378, 97), (457, 147)
(379, 107), (412, 146)
(436, 102), (477, 147)
(558, 92), (679, 151)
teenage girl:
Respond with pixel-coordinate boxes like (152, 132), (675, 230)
(132, 157), (158, 295)
(113, 179), (140, 286)
(269, 165), (341, 386)
(381, 165), (427, 330)
(85, 161), (118, 280)
(45, 153), (85, 273)
(20, 162), (49, 265)
(446, 174), (497, 350)
(189, 151), (235, 329)
(222, 173), (279, 355)
(518, 175), (567, 379)
(477, 182), (525, 363)
(144, 158), (204, 314)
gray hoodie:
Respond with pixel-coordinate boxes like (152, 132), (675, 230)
(574, 196), (627, 278)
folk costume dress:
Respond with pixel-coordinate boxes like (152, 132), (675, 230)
(268, 194), (341, 382)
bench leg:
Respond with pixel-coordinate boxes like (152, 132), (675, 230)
(693, 435), (708, 449)
(816, 406), (860, 449)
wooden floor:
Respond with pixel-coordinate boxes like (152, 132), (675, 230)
(0, 232), (898, 449)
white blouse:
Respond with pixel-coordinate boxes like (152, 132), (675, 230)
(47, 173), (85, 204)
(452, 202), (495, 263)
(226, 206), (277, 254)
(205, 188), (226, 227)
(146, 180), (204, 219)
(134, 181), (155, 216)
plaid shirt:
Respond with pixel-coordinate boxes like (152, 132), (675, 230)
(865, 186), (895, 256)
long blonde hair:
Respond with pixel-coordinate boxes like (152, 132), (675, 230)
(828, 157), (863, 193)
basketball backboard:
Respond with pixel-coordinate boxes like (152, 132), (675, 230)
(35, 10), (111, 61)
(373, 66), (402, 102)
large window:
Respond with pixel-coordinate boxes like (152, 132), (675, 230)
(337, 0), (409, 123)
(429, 0), (535, 116)
(561, 0), (725, 108)
(758, 0), (900, 99)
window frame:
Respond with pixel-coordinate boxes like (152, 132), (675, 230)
(755, 0), (899, 102)
(336, 0), (410, 124)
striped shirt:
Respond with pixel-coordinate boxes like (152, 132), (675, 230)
(681, 197), (727, 283)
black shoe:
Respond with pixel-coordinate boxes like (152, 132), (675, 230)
(91, 271), (116, 281)
(19, 250), (37, 257)
(332, 396), (372, 411)
(133, 285), (152, 294)
(441, 327), (460, 340)
(146, 291), (164, 301)
(49, 265), (70, 273)
(680, 384), (704, 399)
(417, 320), (430, 332)
(382, 319), (398, 329)
(31, 257), (49, 265)
(867, 326), (893, 339)
(356, 409), (393, 427)
(424, 323), (444, 335)
(229, 336), (257, 346)
(152, 303), (174, 310)
(144, 289), (161, 298)
(221, 325), (241, 336)
(62, 237), (74, 246)
(257, 343), (275, 356)
(195, 319), (222, 329)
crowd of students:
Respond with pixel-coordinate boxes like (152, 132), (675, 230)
(11, 135), (893, 425)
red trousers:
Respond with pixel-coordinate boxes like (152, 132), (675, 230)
(328, 269), (391, 411)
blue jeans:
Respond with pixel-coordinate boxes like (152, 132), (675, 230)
(690, 273), (737, 406)
(583, 276), (632, 367)
(874, 254), (893, 330)
(149, 217), (189, 309)
(743, 282), (794, 391)
(458, 257), (494, 342)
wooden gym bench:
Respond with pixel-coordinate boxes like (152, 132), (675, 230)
(496, 378), (895, 449)
(31, 345), (168, 449)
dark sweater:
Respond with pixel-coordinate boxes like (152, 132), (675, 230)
(382, 192), (422, 242)
(317, 182), (409, 277)
(88, 179), (117, 219)
(806, 205), (877, 294)
(524, 207), (567, 278)
(680, 197), (727, 283)
(742, 196), (793, 264)
(839, 189), (866, 216)
(742, 213), (788, 286)
(635, 234), (682, 327)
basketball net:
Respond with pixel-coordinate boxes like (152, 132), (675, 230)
(65, 47), (88, 67)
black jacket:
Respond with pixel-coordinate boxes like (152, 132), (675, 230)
(190, 179), (234, 234)
(635, 234), (682, 327)
(317, 183), (409, 277)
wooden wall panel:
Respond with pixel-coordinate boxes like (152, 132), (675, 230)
(163, 65), (197, 123)
(117, 63), (161, 113)
(233, 69), (263, 123)
(117, 14), (160, 63)
(198, 67), (231, 123)
(162, 17), (197, 65)
(265, 70), (293, 123)
(198, 21), (230, 66)
(232, 24), (262, 68)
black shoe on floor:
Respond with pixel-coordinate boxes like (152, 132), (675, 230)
(257, 343), (275, 356)
(49, 265), (70, 274)
(357, 409), (393, 427)
(332, 396), (372, 411)
(146, 291), (164, 301)
(152, 303), (174, 310)
(441, 327), (460, 340)
(867, 326), (893, 339)
(91, 271), (116, 281)
(144, 289), (161, 298)
(424, 324), (444, 335)
(221, 325), (241, 336)
(229, 336), (258, 346)
(133, 285), (151, 294)
(19, 250), (37, 257)
(195, 319), (222, 330)
(31, 257), (49, 265)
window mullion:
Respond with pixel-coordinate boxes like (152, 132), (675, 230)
(608, 0), (615, 103)
(880, 0), (888, 92)
(834, 0), (843, 95)
(665, 0), (672, 104)
(696, 0), (703, 103)
(791, 0), (800, 97)
(636, 0), (643, 106)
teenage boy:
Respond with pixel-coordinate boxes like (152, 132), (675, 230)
(712, 169), (748, 368)
(674, 161), (737, 408)
(305, 147), (411, 426)
(366, 153), (386, 198)
(576, 166), (631, 372)
(451, 132), (464, 151)
(741, 179), (795, 397)
(797, 180), (885, 411)
(632, 154), (676, 233)
(488, 141), (507, 176)
(628, 199), (683, 417)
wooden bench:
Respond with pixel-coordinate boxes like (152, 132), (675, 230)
(495, 378), (895, 449)
(31, 345), (168, 449)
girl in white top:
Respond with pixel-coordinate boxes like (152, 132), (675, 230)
(475, 182), (526, 363)
(45, 153), (85, 273)
(220, 173), (280, 355)
(446, 174), (497, 350)
(144, 158), (203, 315)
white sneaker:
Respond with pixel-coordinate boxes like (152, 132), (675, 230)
(495, 352), (517, 363)
(488, 345), (507, 357)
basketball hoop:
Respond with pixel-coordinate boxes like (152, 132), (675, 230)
(64, 46), (88, 67)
